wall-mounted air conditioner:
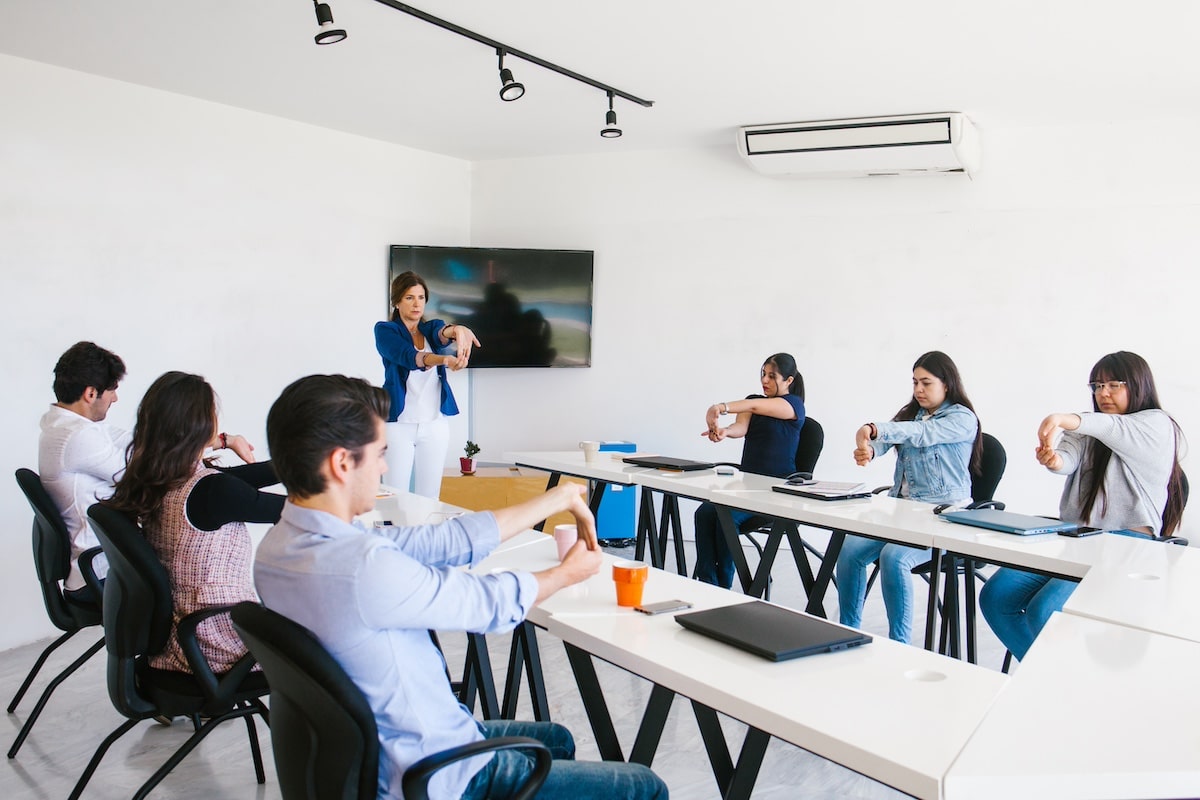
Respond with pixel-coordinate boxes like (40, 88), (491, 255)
(736, 113), (979, 178)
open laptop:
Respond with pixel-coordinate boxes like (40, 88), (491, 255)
(939, 508), (1079, 536)
(675, 601), (872, 662)
(772, 480), (872, 501)
(622, 455), (714, 472)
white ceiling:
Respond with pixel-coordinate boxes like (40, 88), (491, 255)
(3, 1), (1198, 162)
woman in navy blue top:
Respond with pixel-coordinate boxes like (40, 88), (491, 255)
(694, 353), (806, 587)
(374, 271), (480, 498)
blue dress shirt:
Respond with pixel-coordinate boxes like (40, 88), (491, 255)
(254, 501), (538, 799)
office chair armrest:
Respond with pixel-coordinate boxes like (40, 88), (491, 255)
(1161, 536), (1190, 547)
(871, 485), (890, 495)
(176, 604), (259, 701)
(78, 546), (106, 603)
(967, 500), (1006, 511)
(401, 736), (552, 800)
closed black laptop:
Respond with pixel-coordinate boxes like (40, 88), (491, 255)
(675, 601), (872, 662)
(622, 455), (714, 472)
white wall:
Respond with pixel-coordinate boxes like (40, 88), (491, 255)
(470, 121), (1200, 534)
(0, 54), (472, 650)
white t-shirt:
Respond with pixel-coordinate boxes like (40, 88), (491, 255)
(37, 405), (129, 589)
(395, 340), (442, 424)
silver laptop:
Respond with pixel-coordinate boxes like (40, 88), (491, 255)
(939, 508), (1079, 536)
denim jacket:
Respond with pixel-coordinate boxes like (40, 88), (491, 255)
(872, 402), (977, 504)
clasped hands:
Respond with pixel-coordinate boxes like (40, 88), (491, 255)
(1035, 413), (1079, 470)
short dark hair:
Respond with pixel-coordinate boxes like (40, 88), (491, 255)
(52, 341), (126, 403)
(267, 375), (391, 499)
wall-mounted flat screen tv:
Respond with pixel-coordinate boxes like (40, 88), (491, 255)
(389, 245), (593, 368)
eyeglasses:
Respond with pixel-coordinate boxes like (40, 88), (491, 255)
(1088, 381), (1127, 394)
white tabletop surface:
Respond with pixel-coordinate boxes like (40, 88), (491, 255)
(505, 450), (646, 485)
(944, 612), (1200, 799)
(1062, 535), (1200, 643)
(472, 536), (1008, 800)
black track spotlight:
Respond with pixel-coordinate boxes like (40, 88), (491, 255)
(600, 92), (622, 138)
(497, 51), (525, 102)
(313, 1), (347, 45)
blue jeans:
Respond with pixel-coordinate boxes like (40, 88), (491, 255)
(836, 534), (930, 643)
(693, 503), (753, 589)
(461, 720), (667, 800)
(979, 569), (1078, 662)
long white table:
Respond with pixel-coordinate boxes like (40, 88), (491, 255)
(943, 612), (1200, 799)
(472, 533), (1009, 800)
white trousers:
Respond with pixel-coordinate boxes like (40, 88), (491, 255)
(385, 416), (449, 499)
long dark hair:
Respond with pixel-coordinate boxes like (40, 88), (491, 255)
(1080, 351), (1184, 535)
(764, 353), (805, 401)
(389, 271), (429, 323)
(892, 351), (983, 475)
(107, 372), (217, 526)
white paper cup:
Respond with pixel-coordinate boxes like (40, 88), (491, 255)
(579, 440), (601, 463)
(553, 524), (579, 560)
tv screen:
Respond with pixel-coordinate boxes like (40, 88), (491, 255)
(389, 245), (594, 368)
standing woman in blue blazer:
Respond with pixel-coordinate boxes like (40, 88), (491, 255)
(375, 271), (480, 499)
(837, 351), (983, 643)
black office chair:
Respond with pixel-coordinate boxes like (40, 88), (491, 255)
(737, 417), (826, 599)
(8, 468), (107, 758)
(230, 602), (552, 800)
(70, 504), (269, 800)
(865, 432), (1007, 662)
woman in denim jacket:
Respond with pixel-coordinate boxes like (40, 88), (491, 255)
(836, 351), (983, 643)
(980, 351), (1185, 663)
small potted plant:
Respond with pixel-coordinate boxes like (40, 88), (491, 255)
(460, 440), (481, 475)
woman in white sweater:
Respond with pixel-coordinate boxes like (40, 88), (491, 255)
(980, 351), (1185, 662)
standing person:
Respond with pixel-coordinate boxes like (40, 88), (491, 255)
(105, 371), (283, 674)
(837, 351), (983, 643)
(375, 271), (481, 499)
(38, 342), (129, 605)
(255, 374), (668, 800)
(694, 353), (806, 588)
(981, 351), (1185, 663)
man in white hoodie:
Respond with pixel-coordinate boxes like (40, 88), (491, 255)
(37, 341), (129, 604)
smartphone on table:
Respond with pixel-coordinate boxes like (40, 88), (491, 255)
(1059, 526), (1103, 538)
(634, 599), (694, 615)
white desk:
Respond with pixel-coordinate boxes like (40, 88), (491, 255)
(1062, 535), (1200, 644)
(474, 535), (1009, 800)
(944, 612), (1200, 799)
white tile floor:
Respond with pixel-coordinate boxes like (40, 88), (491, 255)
(1, 529), (1010, 799)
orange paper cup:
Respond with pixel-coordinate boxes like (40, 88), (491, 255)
(612, 561), (649, 607)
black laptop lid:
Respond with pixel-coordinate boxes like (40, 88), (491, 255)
(675, 601), (872, 662)
(622, 455), (714, 472)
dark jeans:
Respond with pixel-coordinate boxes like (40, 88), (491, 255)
(461, 720), (668, 800)
(693, 502), (753, 589)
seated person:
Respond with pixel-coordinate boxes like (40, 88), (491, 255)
(106, 371), (282, 674)
(837, 351), (983, 643)
(694, 353), (806, 588)
(981, 351), (1185, 663)
(38, 341), (129, 605)
(254, 374), (668, 800)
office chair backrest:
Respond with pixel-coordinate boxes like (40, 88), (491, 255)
(970, 433), (1007, 504)
(232, 602), (379, 800)
(87, 503), (173, 719)
(15, 468), (83, 629)
(795, 417), (824, 475)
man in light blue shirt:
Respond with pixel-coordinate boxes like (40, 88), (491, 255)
(254, 374), (667, 800)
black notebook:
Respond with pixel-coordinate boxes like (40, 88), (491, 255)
(622, 455), (714, 472)
(675, 601), (872, 661)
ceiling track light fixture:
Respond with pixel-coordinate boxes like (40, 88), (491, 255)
(307, 1), (652, 136)
(600, 91), (622, 139)
(312, 0), (348, 45)
(497, 50), (525, 102)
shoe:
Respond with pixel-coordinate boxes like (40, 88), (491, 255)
(152, 714), (174, 726)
